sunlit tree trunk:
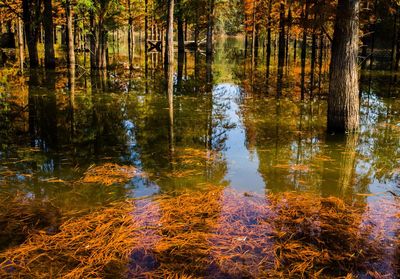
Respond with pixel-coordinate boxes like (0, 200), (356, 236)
(43, 0), (55, 69)
(17, 18), (24, 72)
(300, 0), (310, 100)
(66, 0), (75, 68)
(277, 1), (286, 97)
(251, 0), (256, 64)
(285, 4), (292, 66)
(328, 0), (360, 133)
(128, 0), (133, 69)
(310, 22), (317, 97)
(164, 0), (174, 66)
(266, 0), (272, 79)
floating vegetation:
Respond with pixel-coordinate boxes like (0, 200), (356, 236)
(80, 163), (141, 186)
(173, 147), (221, 165)
(0, 189), (399, 278)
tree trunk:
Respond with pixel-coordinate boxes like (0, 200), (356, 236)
(318, 34), (324, 93)
(251, 0), (256, 63)
(177, 2), (185, 54)
(310, 29), (317, 97)
(89, 11), (97, 69)
(300, 0), (310, 100)
(277, 2), (286, 97)
(22, 0), (39, 68)
(206, 0), (215, 56)
(266, 0), (272, 79)
(43, 0), (55, 69)
(327, 0), (360, 133)
(145, 0), (148, 53)
(164, 0), (174, 66)
(17, 18), (24, 72)
(128, 0), (133, 69)
(66, 0), (75, 68)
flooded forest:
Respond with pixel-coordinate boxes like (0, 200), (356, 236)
(0, 0), (400, 278)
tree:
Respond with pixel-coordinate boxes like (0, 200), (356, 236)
(164, 0), (174, 66)
(66, 0), (75, 68)
(327, 0), (360, 132)
(43, 0), (56, 69)
(22, 0), (40, 68)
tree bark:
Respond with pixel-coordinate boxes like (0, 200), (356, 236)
(22, 0), (40, 68)
(43, 0), (55, 69)
(66, 0), (75, 68)
(327, 0), (360, 133)
(300, 0), (310, 100)
(164, 0), (174, 66)
(277, 2), (286, 97)
(177, 1), (185, 54)
(310, 28), (317, 97)
(206, 0), (215, 56)
(17, 18), (24, 72)
(266, 0), (272, 79)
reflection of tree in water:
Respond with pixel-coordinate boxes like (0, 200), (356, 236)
(126, 64), (234, 192)
(321, 133), (361, 198)
(240, 97), (327, 193)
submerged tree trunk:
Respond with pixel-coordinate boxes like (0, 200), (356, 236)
(22, 0), (39, 68)
(66, 0), (75, 68)
(164, 0), (174, 66)
(327, 0), (360, 133)
(43, 0), (55, 69)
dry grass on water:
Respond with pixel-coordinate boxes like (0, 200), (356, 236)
(0, 188), (399, 278)
(80, 163), (140, 186)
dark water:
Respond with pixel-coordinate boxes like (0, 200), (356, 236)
(0, 37), (399, 210)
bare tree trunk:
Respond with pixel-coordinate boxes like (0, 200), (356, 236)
(22, 0), (40, 68)
(17, 18), (24, 72)
(43, 0), (55, 69)
(318, 34), (324, 93)
(89, 11), (96, 69)
(310, 27), (317, 97)
(66, 0), (75, 68)
(128, 0), (133, 69)
(300, 0), (310, 100)
(177, 0), (185, 54)
(251, 0), (256, 64)
(206, 0), (215, 56)
(277, 2), (286, 97)
(164, 0), (174, 66)
(328, 0), (360, 133)
(266, 0), (272, 79)
(145, 0), (148, 51)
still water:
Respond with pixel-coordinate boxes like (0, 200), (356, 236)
(0, 37), (399, 276)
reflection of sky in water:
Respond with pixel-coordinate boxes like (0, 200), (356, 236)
(213, 83), (265, 193)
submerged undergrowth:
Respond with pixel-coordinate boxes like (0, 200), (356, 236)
(0, 188), (399, 278)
